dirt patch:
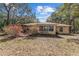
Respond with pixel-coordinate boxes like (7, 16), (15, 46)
(0, 36), (79, 56)
(67, 38), (79, 44)
(0, 34), (79, 56)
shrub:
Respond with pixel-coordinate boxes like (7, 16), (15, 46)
(3, 24), (23, 36)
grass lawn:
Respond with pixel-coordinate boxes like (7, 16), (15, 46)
(0, 35), (79, 56)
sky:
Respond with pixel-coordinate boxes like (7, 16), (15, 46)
(28, 3), (63, 22)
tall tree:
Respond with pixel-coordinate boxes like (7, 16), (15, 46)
(47, 3), (79, 33)
(0, 3), (37, 25)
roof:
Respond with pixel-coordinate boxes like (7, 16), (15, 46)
(37, 22), (56, 25)
(22, 23), (37, 26)
(56, 24), (71, 26)
(22, 22), (71, 26)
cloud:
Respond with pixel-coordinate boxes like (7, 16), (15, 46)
(36, 6), (56, 13)
(36, 6), (56, 22)
(45, 6), (56, 12)
(36, 6), (43, 12)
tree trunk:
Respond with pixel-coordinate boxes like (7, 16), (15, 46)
(67, 4), (73, 33)
(6, 11), (10, 25)
(72, 17), (75, 33)
(69, 16), (74, 33)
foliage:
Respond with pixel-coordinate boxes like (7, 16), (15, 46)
(0, 3), (37, 31)
(3, 24), (23, 36)
(47, 3), (79, 33)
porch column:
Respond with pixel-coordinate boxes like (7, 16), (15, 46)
(53, 25), (56, 34)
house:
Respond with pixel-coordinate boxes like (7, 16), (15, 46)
(56, 23), (71, 34)
(21, 23), (71, 35)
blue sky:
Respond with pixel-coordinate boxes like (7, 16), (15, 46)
(28, 3), (63, 22)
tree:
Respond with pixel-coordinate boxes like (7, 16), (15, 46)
(47, 3), (79, 33)
(0, 3), (37, 25)
(3, 3), (17, 25)
(13, 3), (37, 24)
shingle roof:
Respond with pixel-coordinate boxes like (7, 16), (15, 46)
(56, 24), (71, 26)
(22, 22), (71, 26)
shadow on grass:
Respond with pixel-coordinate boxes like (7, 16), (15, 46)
(27, 34), (62, 38)
(0, 36), (16, 42)
(0, 34), (62, 42)
(67, 38), (79, 44)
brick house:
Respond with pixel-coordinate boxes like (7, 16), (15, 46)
(21, 23), (71, 35)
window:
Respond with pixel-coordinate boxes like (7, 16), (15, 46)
(60, 27), (63, 32)
(44, 26), (48, 31)
(49, 26), (54, 31)
(39, 26), (43, 31)
(39, 25), (54, 32)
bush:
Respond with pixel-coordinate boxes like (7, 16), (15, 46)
(3, 24), (23, 36)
